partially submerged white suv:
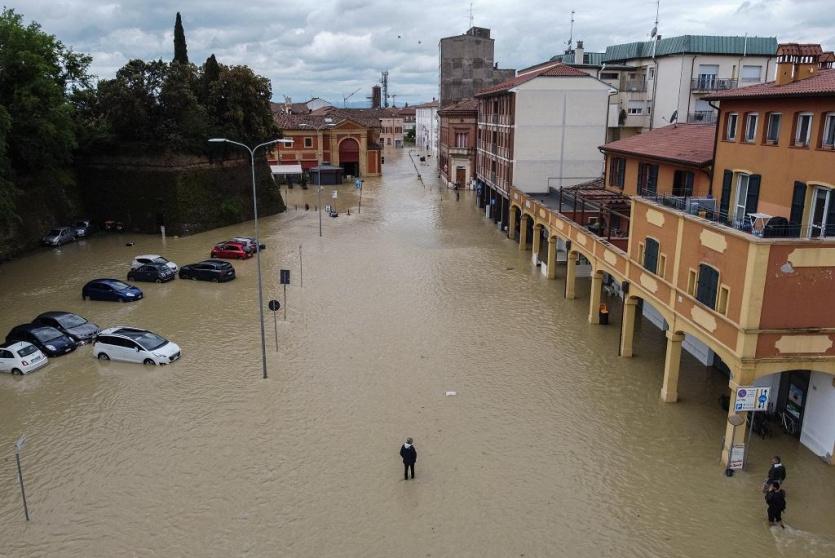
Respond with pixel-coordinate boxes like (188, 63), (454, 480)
(93, 327), (181, 366)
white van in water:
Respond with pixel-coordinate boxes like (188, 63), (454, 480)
(93, 327), (181, 366)
(0, 342), (48, 375)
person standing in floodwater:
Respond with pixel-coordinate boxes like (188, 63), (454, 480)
(400, 437), (417, 480)
(765, 481), (786, 527)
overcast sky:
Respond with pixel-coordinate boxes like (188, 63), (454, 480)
(13, 0), (835, 106)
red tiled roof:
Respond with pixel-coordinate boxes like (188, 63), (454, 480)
(600, 123), (716, 166)
(438, 98), (478, 113)
(475, 62), (589, 97)
(777, 43), (823, 57)
(413, 100), (440, 108)
(705, 68), (835, 100)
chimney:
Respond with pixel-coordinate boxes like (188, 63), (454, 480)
(574, 40), (585, 65)
(820, 51), (835, 69)
(776, 43), (823, 85)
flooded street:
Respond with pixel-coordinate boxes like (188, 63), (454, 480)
(1, 151), (833, 557)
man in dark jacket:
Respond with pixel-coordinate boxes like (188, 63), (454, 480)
(400, 437), (417, 480)
(765, 481), (786, 527)
(762, 455), (787, 492)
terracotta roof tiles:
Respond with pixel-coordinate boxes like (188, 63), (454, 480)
(438, 98), (478, 113)
(600, 123), (716, 166)
(705, 68), (835, 100)
(475, 62), (589, 97)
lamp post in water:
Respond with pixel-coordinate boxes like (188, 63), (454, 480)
(209, 137), (294, 380)
(15, 435), (29, 521)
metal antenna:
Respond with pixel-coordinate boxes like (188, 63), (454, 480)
(650, 0), (659, 38)
(469, 2), (474, 28)
(568, 10), (575, 50)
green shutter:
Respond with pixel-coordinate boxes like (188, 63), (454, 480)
(720, 170), (733, 221)
(745, 175), (761, 215)
(789, 182), (806, 225)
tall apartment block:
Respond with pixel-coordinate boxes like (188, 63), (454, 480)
(438, 26), (515, 107)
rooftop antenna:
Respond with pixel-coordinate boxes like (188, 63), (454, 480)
(567, 10), (575, 51)
(469, 2), (474, 28)
(381, 70), (389, 108)
(650, 0), (659, 39)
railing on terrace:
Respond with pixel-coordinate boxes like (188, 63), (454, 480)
(690, 78), (738, 91)
(641, 194), (835, 239)
(620, 80), (647, 92)
(687, 111), (717, 124)
(557, 188), (631, 246)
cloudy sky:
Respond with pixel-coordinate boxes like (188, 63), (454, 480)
(12, 0), (835, 105)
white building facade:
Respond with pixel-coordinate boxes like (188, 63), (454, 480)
(415, 101), (439, 158)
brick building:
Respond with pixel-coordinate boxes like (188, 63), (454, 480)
(438, 98), (478, 189)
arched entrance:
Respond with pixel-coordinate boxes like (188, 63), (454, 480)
(339, 138), (360, 177)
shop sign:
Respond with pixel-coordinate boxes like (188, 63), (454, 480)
(729, 444), (745, 470)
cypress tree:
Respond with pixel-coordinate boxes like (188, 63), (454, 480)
(204, 54), (220, 83)
(173, 12), (188, 64)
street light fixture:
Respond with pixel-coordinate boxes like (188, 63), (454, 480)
(208, 136), (293, 380)
(299, 122), (335, 237)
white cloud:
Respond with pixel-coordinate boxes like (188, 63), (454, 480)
(8, 0), (835, 105)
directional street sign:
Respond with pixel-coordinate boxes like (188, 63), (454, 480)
(268, 299), (281, 312)
(279, 269), (290, 285)
(735, 387), (771, 412)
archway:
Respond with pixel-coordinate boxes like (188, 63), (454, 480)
(338, 138), (360, 177)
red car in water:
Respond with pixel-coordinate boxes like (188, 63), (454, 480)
(210, 241), (252, 260)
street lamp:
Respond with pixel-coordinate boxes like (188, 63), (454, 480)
(299, 122), (335, 237)
(209, 137), (293, 380)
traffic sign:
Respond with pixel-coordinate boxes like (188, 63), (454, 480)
(735, 386), (771, 412)
(279, 269), (290, 285)
(268, 299), (281, 312)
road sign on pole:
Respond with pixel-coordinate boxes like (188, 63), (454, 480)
(279, 269), (290, 285)
(735, 387), (770, 412)
(268, 299), (280, 351)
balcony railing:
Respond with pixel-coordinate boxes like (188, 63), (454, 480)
(687, 111), (717, 124)
(620, 80), (647, 92)
(641, 194), (834, 239)
(690, 78), (738, 92)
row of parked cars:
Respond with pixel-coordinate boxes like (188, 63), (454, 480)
(3, 236), (264, 376)
(41, 220), (95, 246)
(0, 310), (181, 375)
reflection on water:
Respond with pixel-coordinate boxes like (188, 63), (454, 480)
(0, 151), (833, 557)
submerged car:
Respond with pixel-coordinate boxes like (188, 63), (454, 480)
(231, 236), (265, 254)
(82, 279), (143, 302)
(33, 311), (99, 344)
(127, 263), (176, 283)
(0, 342), (48, 375)
(178, 260), (236, 282)
(210, 241), (251, 260)
(5, 324), (77, 357)
(42, 227), (75, 247)
(130, 254), (178, 272)
(93, 327), (181, 365)
(73, 219), (95, 238)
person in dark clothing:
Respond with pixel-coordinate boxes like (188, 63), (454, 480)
(765, 481), (786, 527)
(763, 455), (787, 492)
(399, 437), (417, 480)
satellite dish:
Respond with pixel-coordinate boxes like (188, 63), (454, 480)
(650, 26), (657, 38)
(670, 110), (678, 123)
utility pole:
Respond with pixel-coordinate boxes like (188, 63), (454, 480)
(15, 436), (29, 521)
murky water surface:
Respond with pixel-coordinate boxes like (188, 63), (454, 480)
(1, 152), (833, 557)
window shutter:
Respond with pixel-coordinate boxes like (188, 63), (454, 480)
(643, 238), (659, 274)
(745, 174), (761, 215)
(720, 170), (733, 221)
(696, 265), (719, 310)
(638, 164), (645, 194)
(789, 181), (806, 225)
(685, 172), (694, 197)
(648, 165), (658, 195)
(826, 194), (835, 237)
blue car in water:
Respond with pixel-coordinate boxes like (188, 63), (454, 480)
(82, 279), (143, 302)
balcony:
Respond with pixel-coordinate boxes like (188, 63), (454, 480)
(687, 111), (717, 124)
(620, 79), (647, 92)
(448, 146), (473, 156)
(690, 78), (738, 92)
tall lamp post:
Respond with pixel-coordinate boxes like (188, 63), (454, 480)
(299, 122), (334, 237)
(209, 137), (294, 380)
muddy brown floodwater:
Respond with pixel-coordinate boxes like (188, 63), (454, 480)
(0, 151), (834, 557)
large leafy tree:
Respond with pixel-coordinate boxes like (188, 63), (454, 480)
(0, 8), (91, 219)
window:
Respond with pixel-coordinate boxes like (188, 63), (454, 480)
(627, 101), (644, 115)
(741, 65), (762, 82)
(695, 264), (719, 309)
(765, 113), (781, 144)
(696, 64), (718, 89)
(304, 137), (313, 148)
(455, 132), (469, 148)
(744, 113), (758, 143)
(643, 238), (659, 273)
(672, 170), (694, 197)
(609, 157), (626, 188)
(637, 163), (659, 195)
(726, 113), (738, 141)
(795, 112), (813, 146)
(809, 186), (835, 238)
(648, 67), (655, 80)
(600, 72), (618, 80)
(733, 173), (762, 226)
(822, 113), (835, 148)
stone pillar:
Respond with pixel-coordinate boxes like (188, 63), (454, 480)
(519, 215), (529, 250)
(588, 271), (603, 324)
(546, 237), (557, 279)
(620, 297), (638, 357)
(660, 331), (685, 402)
(531, 225), (542, 262)
(508, 208), (517, 240)
(565, 251), (577, 299)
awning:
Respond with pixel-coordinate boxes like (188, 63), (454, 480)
(270, 164), (303, 175)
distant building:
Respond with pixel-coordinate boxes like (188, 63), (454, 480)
(380, 115), (404, 148)
(438, 98), (478, 189)
(371, 85), (382, 109)
(439, 26), (515, 107)
(397, 105), (416, 136)
(414, 100), (440, 157)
